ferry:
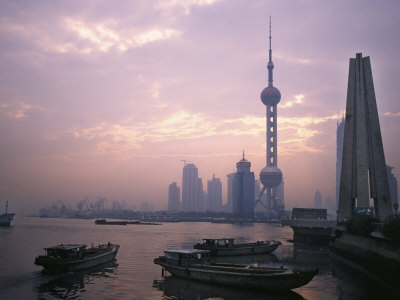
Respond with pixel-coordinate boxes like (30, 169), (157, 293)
(0, 201), (15, 227)
(154, 249), (318, 291)
(194, 238), (281, 256)
(35, 243), (119, 273)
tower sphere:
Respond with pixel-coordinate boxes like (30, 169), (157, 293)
(260, 86), (281, 106)
(260, 166), (282, 187)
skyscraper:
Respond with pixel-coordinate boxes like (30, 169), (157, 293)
(232, 152), (255, 218)
(182, 163), (200, 212)
(168, 182), (180, 211)
(314, 190), (322, 209)
(338, 53), (392, 222)
(225, 173), (235, 213)
(257, 17), (283, 211)
(195, 177), (204, 212)
(336, 117), (345, 213)
(207, 175), (222, 212)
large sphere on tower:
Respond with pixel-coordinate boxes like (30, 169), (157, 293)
(260, 166), (282, 187)
(260, 86), (281, 106)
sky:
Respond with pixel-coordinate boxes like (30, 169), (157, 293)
(1, 0), (400, 214)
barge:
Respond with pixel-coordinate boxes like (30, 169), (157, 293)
(35, 243), (119, 273)
(194, 238), (281, 256)
(154, 249), (318, 291)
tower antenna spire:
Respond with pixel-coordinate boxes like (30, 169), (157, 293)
(269, 15), (272, 61)
(267, 16), (274, 87)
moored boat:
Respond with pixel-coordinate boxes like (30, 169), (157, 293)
(194, 238), (281, 256)
(95, 219), (128, 225)
(35, 243), (119, 273)
(154, 249), (318, 291)
(0, 201), (15, 227)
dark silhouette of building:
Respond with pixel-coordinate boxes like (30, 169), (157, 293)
(336, 117), (345, 212)
(314, 190), (322, 209)
(232, 152), (255, 218)
(224, 173), (235, 213)
(168, 182), (180, 211)
(207, 175), (222, 212)
(182, 163), (203, 212)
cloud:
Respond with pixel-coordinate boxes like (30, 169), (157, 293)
(0, 102), (44, 119)
(155, 0), (223, 15)
(66, 110), (337, 159)
(281, 94), (304, 108)
(384, 112), (400, 117)
(63, 18), (182, 53)
(275, 53), (311, 65)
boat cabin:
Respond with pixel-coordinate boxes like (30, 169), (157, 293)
(44, 244), (87, 259)
(199, 238), (235, 248)
(164, 249), (210, 266)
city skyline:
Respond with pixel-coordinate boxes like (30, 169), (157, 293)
(1, 1), (400, 214)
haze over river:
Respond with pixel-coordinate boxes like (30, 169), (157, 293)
(0, 217), (392, 299)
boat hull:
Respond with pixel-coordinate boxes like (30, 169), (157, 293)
(0, 213), (15, 227)
(35, 244), (119, 273)
(195, 241), (281, 256)
(154, 259), (317, 291)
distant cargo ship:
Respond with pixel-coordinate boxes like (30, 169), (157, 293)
(0, 201), (15, 227)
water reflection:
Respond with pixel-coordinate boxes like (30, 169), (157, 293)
(36, 260), (118, 299)
(153, 276), (305, 300)
(292, 242), (331, 266)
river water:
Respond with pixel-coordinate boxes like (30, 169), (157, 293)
(0, 217), (392, 299)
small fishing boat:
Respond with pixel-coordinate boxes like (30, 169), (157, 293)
(154, 249), (318, 291)
(35, 243), (119, 273)
(0, 201), (15, 227)
(194, 238), (281, 256)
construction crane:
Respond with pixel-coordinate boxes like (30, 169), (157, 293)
(181, 160), (193, 166)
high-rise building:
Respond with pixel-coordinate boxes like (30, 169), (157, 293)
(314, 190), (322, 209)
(232, 152), (255, 218)
(257, 17), (283, 211)
(336, 117), (345, 213)
(225, 173), (235, 213)
(387, 165), (398, 212)
(168, 182), (180, 211)
(182, 163), (201, 212)
(195, 178), (204, 212)
(338, 53), (392, 222)
(207, 175), (222, 212)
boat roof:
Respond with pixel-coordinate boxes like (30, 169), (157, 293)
(44, 244), (86, 250)
(202, 238), (235, 241)
(165, 249), (210, 254)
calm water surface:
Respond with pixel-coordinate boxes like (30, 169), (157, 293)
(0, 217), (391, 299)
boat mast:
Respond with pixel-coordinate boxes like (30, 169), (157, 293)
(6, 201), (8, 214)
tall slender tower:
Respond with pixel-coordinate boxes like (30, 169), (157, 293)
(257, 17), (283, 211)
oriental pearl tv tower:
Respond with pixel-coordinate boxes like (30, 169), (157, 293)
(256, 17), (283, 211)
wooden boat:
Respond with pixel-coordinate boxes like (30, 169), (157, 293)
(194, 238), (281, 256)
(35, 243), (119, 273)
(154, 249), (318, 291)
(0, 201), (15, 227)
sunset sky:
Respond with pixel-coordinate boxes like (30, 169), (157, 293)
(1, 0), (399, 214)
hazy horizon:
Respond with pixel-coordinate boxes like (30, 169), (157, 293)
(1, 0), (400, 215)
